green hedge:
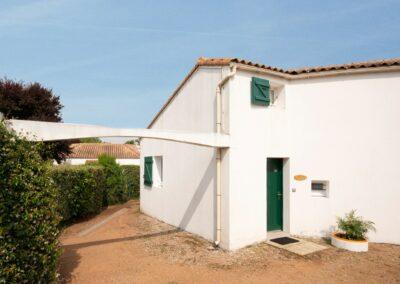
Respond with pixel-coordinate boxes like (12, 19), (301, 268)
(0, 122), (61, 283)
(0, 120), (140, 282)
(50, 164), (140, 224)
(51, 165), (106, 222)
(121, 165), (140, 198)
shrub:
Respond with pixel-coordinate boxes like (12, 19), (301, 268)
(50, 162), (139, 224)
(121, 165), (140, 199)
(337, 210), (376, 240)
(50, 165), (106, 223)
(98, 154), (129, 205)
(0, 122), (60, 283)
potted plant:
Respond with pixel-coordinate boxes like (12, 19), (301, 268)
(331, 210), (376, 252)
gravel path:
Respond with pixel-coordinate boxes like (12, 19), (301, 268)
(59, 200), (400, 283)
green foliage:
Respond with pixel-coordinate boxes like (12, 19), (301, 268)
(121, 165), (140, 199)
(98, 153), (117, 167)
(125, 138), (140, 145)
(98, 154), (128, 205)
(79, 137), (102, 143)
(50, 163), (139, 224)
(337, 210), (376, 240)
(50, 166), (106, 222)
(0, 121), (61, 283)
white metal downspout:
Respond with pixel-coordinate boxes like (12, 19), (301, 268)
(215, 64), (236, 247)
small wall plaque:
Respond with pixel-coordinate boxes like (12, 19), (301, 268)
(294, 175), (307, 181)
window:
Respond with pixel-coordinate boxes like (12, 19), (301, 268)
(311, 180), (329, 197)
(251, 77), (270, 106)
(153, 156), (163, 188)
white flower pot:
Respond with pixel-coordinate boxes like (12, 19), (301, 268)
(331, 233), (368, 252)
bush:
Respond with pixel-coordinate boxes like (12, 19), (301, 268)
(121, 165), (140, 199)
(50, 162), (139, 224)
(98, 154), (129, 205)
(0, 122), (60, 283)
(337, 210), (376, 240)
(50, 165), (106, 223)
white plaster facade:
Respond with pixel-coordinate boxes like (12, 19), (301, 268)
(142, 59), (400, 250)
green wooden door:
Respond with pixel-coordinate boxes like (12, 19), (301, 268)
(267, 158), (283, 231)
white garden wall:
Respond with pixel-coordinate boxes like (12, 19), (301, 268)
(64, 158), (139, 165)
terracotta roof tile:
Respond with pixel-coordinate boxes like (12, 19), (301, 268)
(68, 143), (140, 159)
(197, 57), (400, 75)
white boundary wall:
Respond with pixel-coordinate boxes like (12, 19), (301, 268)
(64, 158), (140, 165)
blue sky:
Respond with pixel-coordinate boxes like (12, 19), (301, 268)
(1, 0), (399, 128)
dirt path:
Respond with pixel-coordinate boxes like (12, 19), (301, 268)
(59, 200), (400, 283)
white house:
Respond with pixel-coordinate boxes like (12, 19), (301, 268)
(65, 143), (140, 165)
(140, 57), (400, 250)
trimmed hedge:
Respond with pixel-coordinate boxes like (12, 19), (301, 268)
(50, 163), (140, 224)
(0, 122), (61, 283)
(121, 165), (140, 198)
(51, 165), (106, 222)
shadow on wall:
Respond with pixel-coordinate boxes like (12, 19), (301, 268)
(178, 154), (216, 238)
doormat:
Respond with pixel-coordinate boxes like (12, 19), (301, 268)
(270, 237), (299, 245)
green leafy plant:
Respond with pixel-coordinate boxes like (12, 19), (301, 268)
(0, 121), (61, 283)
(337, 210), (376, 240)
(98, 154), (129, 205)
(121, 165), (140, 199)
(51, 165), (106, 222)
(79, 137), (102, 143)
(50, 164), (139, 224)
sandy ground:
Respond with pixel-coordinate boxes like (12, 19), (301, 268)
(59, 200), (400, 283)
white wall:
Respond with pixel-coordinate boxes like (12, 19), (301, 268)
(140, 66), (226, 243)
(229, 70), (400, 248)
(64, 158), (139, 165)
(287, 72), (400, 244)
(227, 71), (289, 249)
(142, 65), (400, 250)
(116, 159), (140, 166)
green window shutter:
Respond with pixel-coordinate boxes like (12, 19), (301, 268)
(144, 156), (153, 186)
(251, 77), (270, 106)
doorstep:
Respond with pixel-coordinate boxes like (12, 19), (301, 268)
(266, 233), (327, 256)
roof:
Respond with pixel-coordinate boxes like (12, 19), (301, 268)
(197, 57), (400, 75)
(68, 143), (140, 159)
(148, 57), (400, 128)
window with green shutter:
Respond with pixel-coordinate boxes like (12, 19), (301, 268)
(251, 77), (270, 106)
(144, 156), (153, 186)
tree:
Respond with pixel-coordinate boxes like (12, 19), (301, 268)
(80, 137), (102, 143)
(0, 121), (60, 282)
(0, 78), (71, 163)
(125, 138), (140, 146)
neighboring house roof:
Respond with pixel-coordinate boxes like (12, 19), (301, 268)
(68, 143), (140, 159)
(148, 57), (400, 128)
